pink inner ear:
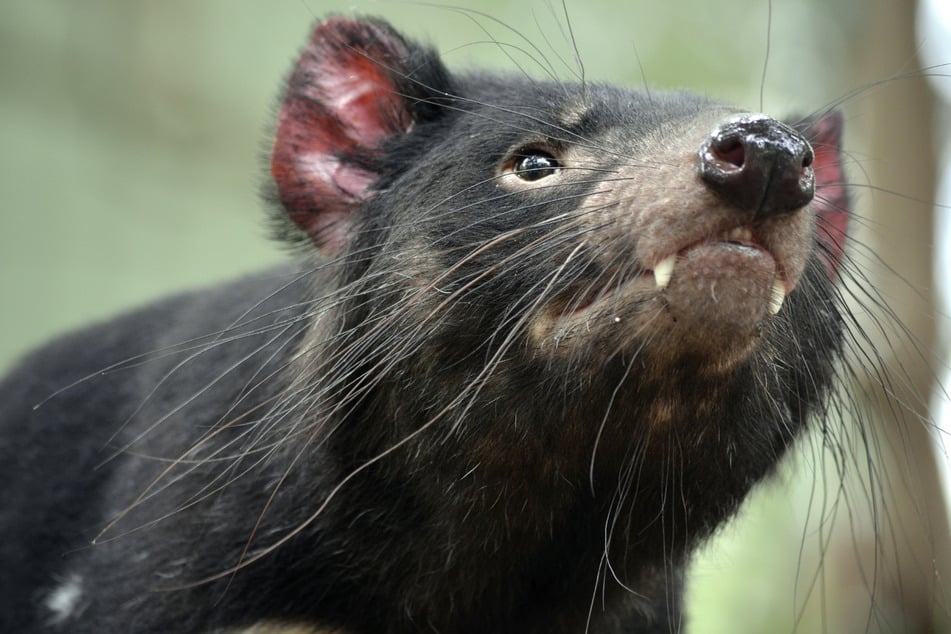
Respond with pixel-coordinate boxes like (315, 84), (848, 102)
(271, 19), (413, 255)
(807, 112), (848, 280)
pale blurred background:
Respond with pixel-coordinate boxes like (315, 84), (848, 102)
(1, 1), (948, 632)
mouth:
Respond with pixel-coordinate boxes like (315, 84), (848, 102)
(555, 224), (789, 325)
(528, 194), (816, 362)
(647, 225), (789, 316)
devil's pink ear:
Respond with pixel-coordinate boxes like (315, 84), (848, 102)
(802, 111), (848, 280)
(271, 18), (424, 255)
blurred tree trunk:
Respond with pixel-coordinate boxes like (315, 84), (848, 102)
(834, 0), (951, 631)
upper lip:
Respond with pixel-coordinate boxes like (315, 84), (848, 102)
(650, 225), (765, 270)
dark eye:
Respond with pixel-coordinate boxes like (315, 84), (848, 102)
(511, 151), (561, 181)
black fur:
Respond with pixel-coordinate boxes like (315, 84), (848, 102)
(0, 18), (846, 633)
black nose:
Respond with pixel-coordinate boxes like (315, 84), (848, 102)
(698, 114), (815, 217)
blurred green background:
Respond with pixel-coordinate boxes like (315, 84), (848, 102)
(2, 1), (943, 633)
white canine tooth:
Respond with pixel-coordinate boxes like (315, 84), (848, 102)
(653, 255), (676, 289)
(768, 280), (786, 315)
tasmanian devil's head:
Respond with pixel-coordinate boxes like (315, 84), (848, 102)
(268, 16), (849, 559)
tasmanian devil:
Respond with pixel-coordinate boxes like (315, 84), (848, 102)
(0, 16), (851, 634)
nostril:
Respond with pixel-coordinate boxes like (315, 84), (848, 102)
(698, 113), (816, 218)
(713, 138), (745, 169)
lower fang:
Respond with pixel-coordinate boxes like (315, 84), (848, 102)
(653, 255), (676, 289)
(768, 280), (786, 315)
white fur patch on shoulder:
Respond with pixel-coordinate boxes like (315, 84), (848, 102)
(43, 574), (84, 624)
